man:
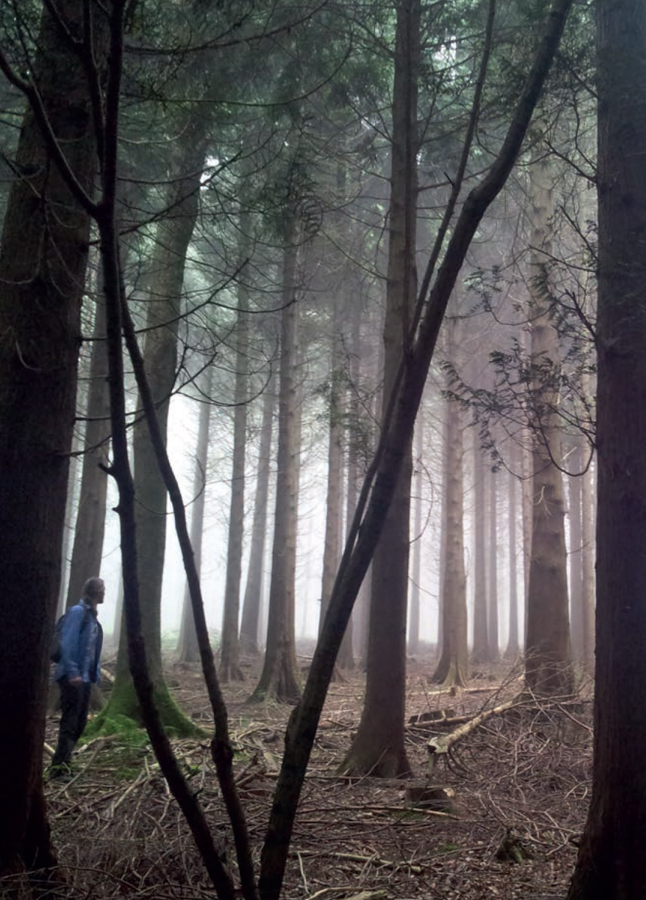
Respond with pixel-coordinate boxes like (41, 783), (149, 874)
(49, 577), (105, 780)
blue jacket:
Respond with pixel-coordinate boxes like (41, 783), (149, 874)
(54, 601), (103, 684)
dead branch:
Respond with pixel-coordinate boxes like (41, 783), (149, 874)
(427, 699), (519, 770)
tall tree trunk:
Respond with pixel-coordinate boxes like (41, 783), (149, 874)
(0, 0), (107, 884)
(580, 452), (595, 677)
(408, 418), (424, 655)
(177, 367), (213, 664)
(66, 292), (111, 607)
(249, 219), (301, 703)
(568, 439), (585, 663)
(340, 0), (419, 777)
(471, 432), (490, 664)
(504, 463), (520, 659)
(342, 286), (368, 665)
(487, 466), (500, 659)
(567, 1), (646, 891)
(524, 143), (572, 697)
(102, 127), (208, 731)
(318, 303), (344, 640)
(240, 373), (275, 656)
(432, 320), (468, 687)
(220, 227), (251, 682)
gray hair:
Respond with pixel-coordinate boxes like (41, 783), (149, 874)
(82, 577), (105, 598)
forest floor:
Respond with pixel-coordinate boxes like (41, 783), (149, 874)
(43, 652), (592, 900)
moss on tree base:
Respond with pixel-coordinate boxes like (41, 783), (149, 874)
(86, 678), (204, 740)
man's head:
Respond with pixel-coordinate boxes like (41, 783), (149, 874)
(82, 577), (105, 607)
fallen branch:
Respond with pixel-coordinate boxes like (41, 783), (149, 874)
(427, 699), (518, 770)
(294, 849), (423, 875)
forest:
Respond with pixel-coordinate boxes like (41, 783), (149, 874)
(0, 0), (644, 898)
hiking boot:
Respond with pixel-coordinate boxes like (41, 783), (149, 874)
(47, 763), (74, 782)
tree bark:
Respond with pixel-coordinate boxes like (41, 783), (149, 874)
(524, 142), (572, 697)
(567, 0), (646, 893)
(568, 439), (585, 663)
(504, 463), (520, 659)
(220, 225), (251, 682)
(432, 321), (468, 688)
(580, 449), (595, 677)
(408, 418), (424, 656)
(66, 291), (110, 607)
(249, 219), (302, 703)
(340, 0), (419, 777)
(103, 123), (208, 730)
(471, 431), (490, 663)
(487, 466), (500, 659)
(319, 315), (344, 642)
(240, 372), (275, 656)
(0, 0), (106, 884)
(177, 367), (213, 664)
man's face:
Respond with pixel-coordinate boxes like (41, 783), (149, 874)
(89, 583), (105, 605)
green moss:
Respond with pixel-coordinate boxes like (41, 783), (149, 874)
(86, 678), (205, 740)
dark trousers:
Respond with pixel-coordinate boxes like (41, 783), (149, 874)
(51, 680), (92, 768)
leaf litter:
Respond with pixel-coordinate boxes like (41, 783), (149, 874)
(43, 656), (591, 900)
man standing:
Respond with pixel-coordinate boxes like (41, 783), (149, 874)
(49, 577), (105, 779)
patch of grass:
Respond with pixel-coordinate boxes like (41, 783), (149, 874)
(436, 843), (460, 854)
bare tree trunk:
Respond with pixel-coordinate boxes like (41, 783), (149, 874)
(580, 452), (595, 677)
(340, 0), (419, 777)
(240, 373), (275, 656)
(487, 466), (500, 659)
(342, 288), (368, 665)
(504, 463), (520, 659)
(66, 291), (111, 607)
(524, 143), (572, 697)
(319, 303), (344, 639)
(568, 439), (585, 663)
(249, 219), (301, 703)
(104, 125), (208, 729)
(432, 320), (468, 688)
(471, 431), (490, 663)
(567, 0), (646, 893)
(220, 229), (251, 682)
(408, 418), (424, 655)
(177, 367), (213, 664)
(0, 0), (109, 883)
